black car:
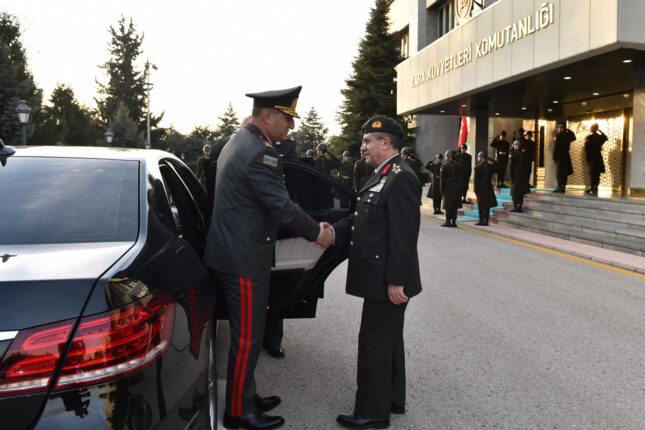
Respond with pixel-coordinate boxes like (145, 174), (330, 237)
(0, 146), (354, 429)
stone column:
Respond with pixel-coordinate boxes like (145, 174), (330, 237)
(629, 66), (645, 196)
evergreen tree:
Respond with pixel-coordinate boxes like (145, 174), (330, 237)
(0, 12), (42, 146)
(290, 106), (329, 155)
(337, 0), (408, 156)
(109, 104), (143, 148)
(215, 102), (239, 139)
(32, 84), (101, 146)
(95, 17), (161, 134)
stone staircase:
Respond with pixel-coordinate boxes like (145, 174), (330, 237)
(496, 192), (645, 256)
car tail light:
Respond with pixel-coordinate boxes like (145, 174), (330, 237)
(0, 292), (174, 397)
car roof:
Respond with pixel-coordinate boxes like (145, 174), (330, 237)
(10, 146), (176, 162)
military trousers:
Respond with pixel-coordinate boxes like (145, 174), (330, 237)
(354, 299), (407, 419)
(263, 317), (284, 350)
(445, 209), (458, 223)
(216, 271), (270, 417)
(478, 207), (490, 220)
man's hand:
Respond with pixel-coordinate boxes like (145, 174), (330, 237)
(388, 284), (408, 305)
(314, 222), (335, 249)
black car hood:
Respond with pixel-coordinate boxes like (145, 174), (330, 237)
(0, 242), (133, 330)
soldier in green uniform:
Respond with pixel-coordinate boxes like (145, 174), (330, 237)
(473, 151), (498, 226)
(509, 140), (530, 212)
(425, 153), (443, 214)
(454, 143), (472, 203)
(552, 122), (576, 193)
(353, 151), (371, 192)
(333, 115), (422, 430)
(584, 123), (607, 196)
(440, 150), (462, 227)
(490, 131), (510, 188)
(314, 142), (340, 175)
(338, 150), (354, 188)
(205, 86), (334, 430)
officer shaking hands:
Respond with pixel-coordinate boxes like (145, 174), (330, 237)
(333, 115), (422, 429)
(204, 86), (334, 430)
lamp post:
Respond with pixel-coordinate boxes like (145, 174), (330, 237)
(15, 100), (31, 146)
(105, 128), (114, 145)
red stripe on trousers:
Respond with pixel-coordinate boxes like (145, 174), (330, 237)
(231, 277), (247, 417)
(237, 278), (253, 416)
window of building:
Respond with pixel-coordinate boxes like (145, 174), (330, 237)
(438, 1), (454, 37)
(400, 31), (409, 59)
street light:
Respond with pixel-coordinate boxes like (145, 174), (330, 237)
(105, 128), (114, 145)
(15, 100), (31, 146)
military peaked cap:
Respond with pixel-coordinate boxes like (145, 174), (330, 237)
(362, 115), (403, 139)
(246, 86), (302, 118)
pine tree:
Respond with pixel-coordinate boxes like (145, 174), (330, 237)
(0, 12), (42, 146)
(215, 102), (239, 138)
(95, 17), (161, 134)
(290, 106), (329, 155)
(337, 0), (407, 156)
(109, 104), (143, 148)
(32, 84), (100, 146)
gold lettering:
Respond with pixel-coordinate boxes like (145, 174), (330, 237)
(497, 30), (505, 48)
(540, 2), (550, 28)
(519, 17), (528, 39)
(488, 33), (498, 51)
(527, 14), (536, 34)
(504, 26), (511, 45)
(510, 22), (519, 43)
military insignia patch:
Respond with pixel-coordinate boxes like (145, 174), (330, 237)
(372, 121), (382, 128)
(380, 164), (391, 175)
(363, 205), (371, 216)
(368, 177), (387, 192)
(263, 155), (279, 167)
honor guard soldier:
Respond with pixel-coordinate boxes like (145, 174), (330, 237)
(509, 140), (530, 212)
(473, 151), (498, 226)
(425, 153), (443, 214)
(490, 131), (510, 187)
(333, 115), (422, 429)
(524, 130), (536, 188)
(314, 142), (340, 175)
(338, 150), (354, 188)
(196, 144), (211, 187)
(584, 123), (607, 196)
(353, 150), (371, 192)
(552, 122), (577, 193)
(454, 143), (472, 203)
(205, 86), (334, 430)
(440, 150), (462, 227)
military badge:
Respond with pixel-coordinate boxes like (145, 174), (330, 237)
(372, 121), (382, 128)
(380, 164), (391, 175)
(363, 205), (371, 216)
(368, 177), (387, 192)
(263, 155), (279, 167)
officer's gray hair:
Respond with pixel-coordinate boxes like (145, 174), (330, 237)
(373, 132), (401, 150)
(252, 107), (264, 118)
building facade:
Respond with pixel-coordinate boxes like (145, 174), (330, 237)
(391, 0), (645, 196)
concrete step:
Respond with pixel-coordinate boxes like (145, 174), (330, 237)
(524, 200), (645, 228)
(501, 212), (645, 255)
(532, 192), (645, 215)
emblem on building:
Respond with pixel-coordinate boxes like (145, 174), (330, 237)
(455, 0), (474, 24)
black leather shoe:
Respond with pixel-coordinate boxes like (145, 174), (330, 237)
(449, 222), (457, 228)
(440, 222), (451, 227)
(223, 412), (284, 429)
(336, 414), (390, 429)
(391, 405), (405, 414)
(255, 394), (281, 412)
(263, 345), (285, 359)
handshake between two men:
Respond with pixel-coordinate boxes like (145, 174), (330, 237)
(314, 222), (335, 249)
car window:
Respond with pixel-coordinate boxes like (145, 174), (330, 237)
(0, 157), (139, 245)
(283, 161), (352, 212)
(158, 162), (207, 252)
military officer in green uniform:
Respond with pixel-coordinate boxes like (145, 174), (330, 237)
(338, 150), (354, 188)
(473, 151), (498, 226)
(205, 86), (334, 430)
(425, 153), (443, 214)
(440, 150), (462, 227)
(333, 116), (422, 430)
(454, 143), (472, 203)
(552, 122), (576, 193)
(509, 140), (530, 212)
(490, 131), (510, 188)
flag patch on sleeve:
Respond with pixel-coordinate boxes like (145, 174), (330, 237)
(263, 155), (279, 167)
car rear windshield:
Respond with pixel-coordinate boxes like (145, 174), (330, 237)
(0, 157), (139, 245)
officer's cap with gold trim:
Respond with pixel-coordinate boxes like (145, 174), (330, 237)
(246, 86), (301, 119)
(362, 115), (403, 139)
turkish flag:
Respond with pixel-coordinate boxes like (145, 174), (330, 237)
(458, 116), (469, 148)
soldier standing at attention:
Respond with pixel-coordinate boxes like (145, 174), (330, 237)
(338, 150), (354, 188)
(353, 150), (371, 192)
(490, 131), (510, 188)
(333, 115), (422, 430)
(524, 130), (537, 189)
(509, 140), (530, 212)
(473, 151), (498, 226)
(425, 153), (443, 214)
(454, 143), (472, 203)
(204, 86), (334, 430)
(552, 122), (576, 193)
(584, 123), (607, 196)
(196, 144), (211, 187)
(441, 150), (462, 227)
